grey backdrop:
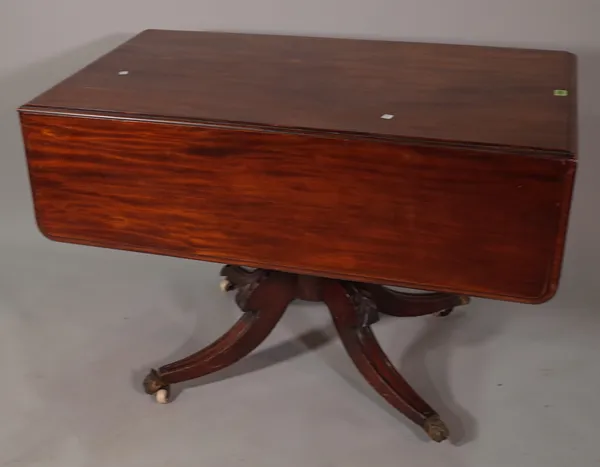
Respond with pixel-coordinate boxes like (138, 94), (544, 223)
(1, 1), (599, 466)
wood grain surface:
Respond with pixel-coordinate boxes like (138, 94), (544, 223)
(23, 29), (577, 154)
(323, 280), (439, 428)
(20, 112), (575, 303)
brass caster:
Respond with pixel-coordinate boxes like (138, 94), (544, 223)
(459, 295), (471, 306)
(143, 369), (170, 403)
(423, 414), (449, 442)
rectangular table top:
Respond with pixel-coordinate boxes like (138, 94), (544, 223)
(24, 29), (576, 155)
(19, 31), (578, 303)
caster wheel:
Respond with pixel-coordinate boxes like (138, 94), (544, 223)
(155, 387), (171, 404)
(220, 278), (235, 292)
(143, 369), (171, 403)
(437, 308), (453, 317)
(423, 414), (449, 442)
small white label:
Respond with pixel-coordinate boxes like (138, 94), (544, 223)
(118, 70), (129, 75)
(381, 114), (394, 120)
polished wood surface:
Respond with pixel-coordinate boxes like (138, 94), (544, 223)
(155, 271), (298, 385)
(20, 112), (575, 303)
(22, 29), (576, 153)
(143, 268), (466, 441)
(322, 279), (449, 441)
(18, 30), (579, 442)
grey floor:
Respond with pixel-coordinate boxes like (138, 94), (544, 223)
(1, 239), (599, 467)
(2, 1), (600, 465)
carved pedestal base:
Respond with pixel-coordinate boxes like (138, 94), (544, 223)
(143, 266), (470, 442)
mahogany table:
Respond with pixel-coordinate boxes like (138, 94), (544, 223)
(18, 29), (577, 442)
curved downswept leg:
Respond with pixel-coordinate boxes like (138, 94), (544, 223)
(144, 271), (297, 401)
(360, 283), (470, 318)
(323, 281), (449, 442)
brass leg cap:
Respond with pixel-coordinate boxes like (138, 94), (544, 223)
(143, 369), (167, 395)
(423, 415), (449, 442)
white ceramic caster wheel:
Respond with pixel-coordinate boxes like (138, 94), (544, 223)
(219, 278), (233, 292)
(155, 388), (170, 404)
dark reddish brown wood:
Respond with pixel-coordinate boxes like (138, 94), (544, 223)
(144, 268), (465, 440)
(19, 30), (578, 442)
(20, 112), (575, 303)
(322, 279), (449, 442)
(360, 284), (470, 317)
(18, 31), (578, 303)
(22, 29), (576, 153)
(297, 276), (324, 302)
(145, 271), (296, 388)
